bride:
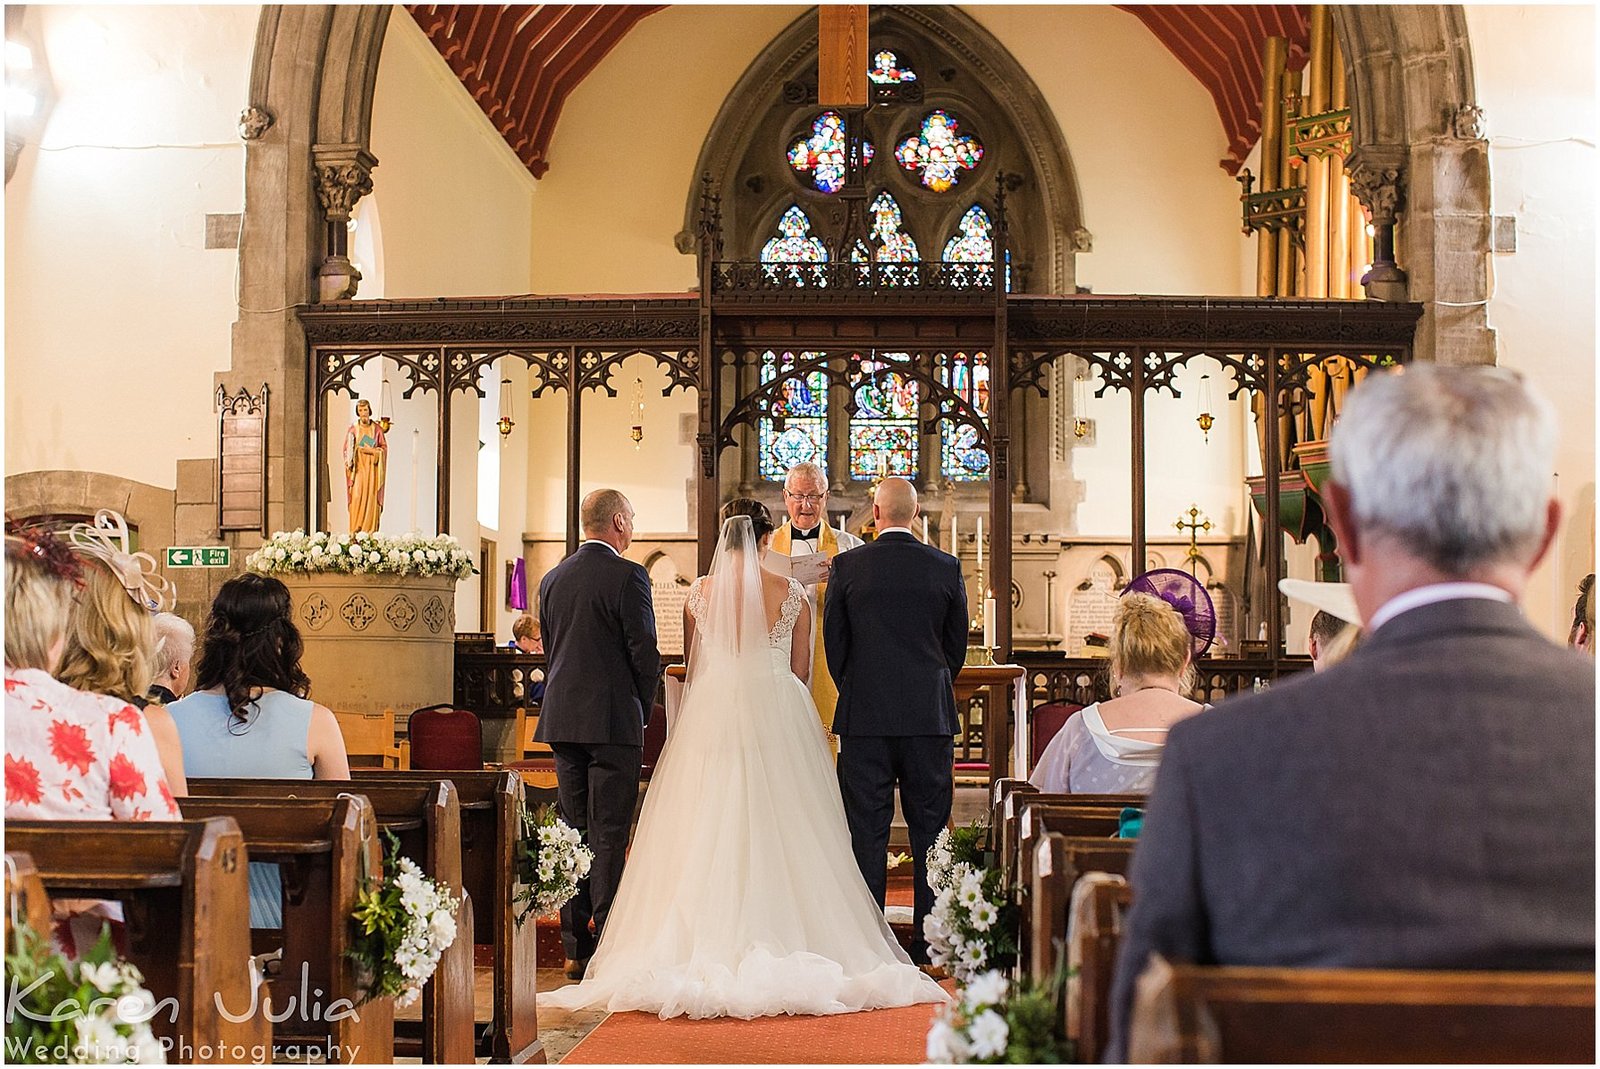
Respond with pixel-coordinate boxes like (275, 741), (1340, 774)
(542, 499), (947, 1020)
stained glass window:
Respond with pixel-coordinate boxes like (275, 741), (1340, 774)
(759, 350), (829, 481)
(939, 352), (991, 481)
(788, 111), (875, 195)
(867, 50), (917, 84)
(849, 352), (919, 481)
(895, 110), (984, 192)
(760, 205), (829, 286)
(867, 192), (919, 262)
(942, 205), (993, 262)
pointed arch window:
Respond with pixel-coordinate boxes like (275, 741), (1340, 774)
(939, 352), (991, 481)
(941, 204), (1011, 291)
(849, 352), (920, 481)
(758, 350), (829, 481)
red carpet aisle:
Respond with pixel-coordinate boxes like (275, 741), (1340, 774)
(560, 981), (953, 1064)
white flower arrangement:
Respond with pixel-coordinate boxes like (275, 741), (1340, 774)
(349, 837), (462, 1009)
(5, 924), (165, 1064)
(927, 967), (1072, 1064)
(245, 529), (475, 580)
(512, 804), (593, 927)
(922, 824), (1018, 983)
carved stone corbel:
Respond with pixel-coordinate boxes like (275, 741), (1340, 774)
(312, 143), (377, 301)
(1451, 104), (1487, 142)
(1347, 150), (1408, 301)
(238, 105), (274, 141)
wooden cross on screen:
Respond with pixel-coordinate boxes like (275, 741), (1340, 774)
(818, 5), (868, 106)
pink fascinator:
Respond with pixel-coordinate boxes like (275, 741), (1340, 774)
(67, 509), (176, 613)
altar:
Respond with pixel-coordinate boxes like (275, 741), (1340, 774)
(664, 661), (1027, 786)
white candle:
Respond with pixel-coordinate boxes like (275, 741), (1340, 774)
(976, 515), (984, 572)
(410, 428), (420, 531)
(922, 516), (930, 542)
(950, 513), (958, 557)
(984, 592), (996, 649)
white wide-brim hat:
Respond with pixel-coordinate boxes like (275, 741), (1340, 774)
(1278, 578), (1361, 625)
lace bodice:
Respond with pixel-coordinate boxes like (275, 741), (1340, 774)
(687, 575), (807, 651)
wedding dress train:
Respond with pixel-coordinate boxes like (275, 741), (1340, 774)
(542, 518), (946, 1020)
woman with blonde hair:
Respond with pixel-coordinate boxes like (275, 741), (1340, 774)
(55, 552), (189, 795)
(1030, 592), (1205, 794)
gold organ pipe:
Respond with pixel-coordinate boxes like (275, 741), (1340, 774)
(1307, 6), (1331, 113)
(1256, 36), (1288, 297)
(1349, 196), (1368, 297)
(1276, 68), (1300, 298)
(1326, 33), (1350, 301)
(1302, 7), (1332, 300)
(1330, 27), (1348, 111)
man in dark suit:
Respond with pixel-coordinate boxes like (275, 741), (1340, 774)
(536, 488), (661, 979)
(1108, 366), (1596, 1060)
(824, 477), (967, 964)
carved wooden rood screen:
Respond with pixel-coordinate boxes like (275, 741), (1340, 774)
(300, 181), (1422, 765)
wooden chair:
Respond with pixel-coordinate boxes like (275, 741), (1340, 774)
(176, 795), (393, 1064)
(353, 769), (543, 1063)
(1029, 701), (1083, 767)
(333, 708), (406, 769)
(408, 705), (484, 771)
(1064, 873), (1131, 1063)
(1023, 830), (1135, 981)
(7, 819), (270, 1064)
(1128, 954), (1597, 1063)
(998, 789), (1142, 890)
(187, 778), (474, 1064)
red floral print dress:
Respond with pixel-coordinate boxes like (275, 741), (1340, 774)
(4, 668), (180, 821)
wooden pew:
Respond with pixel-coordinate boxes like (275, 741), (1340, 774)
(1023, 830), (1135, 983)
(1058, 871), (1131, 1063)
(996, 787), (1142, 891)
(7, 819), (270, 1064)
(1128, 954), (1597, 1063)
(3, 851), (54, 949)
(176, 796), (393, 1064)
(186, 778), (474, 1064)
(1011, 801), (1127, 894)
(353, 768), (545, 1063)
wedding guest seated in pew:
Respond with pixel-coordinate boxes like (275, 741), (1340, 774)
(56, 544), (189, 796)
(3, 527), (180, 954)
(1028, 592), (1205, 794)
(147, 610), (196, 704)
(1107, 366), (1597, 1061)
(168, 572), (350, 927)
(1569, 572), (1593, 654)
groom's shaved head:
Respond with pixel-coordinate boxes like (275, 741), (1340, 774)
(874, 478), (919, 527)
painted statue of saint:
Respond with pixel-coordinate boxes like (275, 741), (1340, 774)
(344, 399), (387, 533)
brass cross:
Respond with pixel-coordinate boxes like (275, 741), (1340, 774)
(1174, 505), (1213, 574)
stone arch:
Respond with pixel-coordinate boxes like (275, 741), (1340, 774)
(224, 5), (392, 536)
(678, 4), (1087, 293)
(1334, 5), (1492, 365)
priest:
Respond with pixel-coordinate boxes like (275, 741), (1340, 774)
(772, 461), (863, 753)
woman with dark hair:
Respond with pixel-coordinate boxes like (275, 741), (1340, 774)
(168, 573), (349, 926)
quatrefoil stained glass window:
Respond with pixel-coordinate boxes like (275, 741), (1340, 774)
(788, 111), (876, 195)
(895, 110), (984, 192)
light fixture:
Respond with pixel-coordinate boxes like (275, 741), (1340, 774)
(630, 377), (645, 448)
(496, 377), (515, 438)
(1072, 364), (1091, 439)
(1196, 372), (1216, 443)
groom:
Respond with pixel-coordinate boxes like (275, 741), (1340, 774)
(825, 477), (967, 963)
(537, 488), (661, 979)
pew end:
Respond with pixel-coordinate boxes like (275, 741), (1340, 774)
(1128, 955), (1598, 1063)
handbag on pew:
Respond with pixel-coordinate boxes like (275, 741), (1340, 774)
(407, 704), (483, 770)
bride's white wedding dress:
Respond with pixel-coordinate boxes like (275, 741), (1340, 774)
(542, 517), (946, 1020)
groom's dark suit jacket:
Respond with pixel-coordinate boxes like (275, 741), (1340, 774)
(535, 542), (661, 748)
(1107, 597), (1597, 1060)
(824, 530), (967, 736)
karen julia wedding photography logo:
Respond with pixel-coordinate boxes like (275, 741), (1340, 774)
(5, 960), (366, 1063)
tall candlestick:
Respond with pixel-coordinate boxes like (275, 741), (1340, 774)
(984, 591), (996, 649)
(976, 515), (984, 572)
(410, 428), (420, 532)
(922, 516), (930, 543)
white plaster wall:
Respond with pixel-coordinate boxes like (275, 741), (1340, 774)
(1465, 5), (1597, 641)
(4, 4), (259, 486)
(364, 7), (540, 632)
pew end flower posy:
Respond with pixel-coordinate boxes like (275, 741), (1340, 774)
(348, 834), (462, 1009)
(245, 530), (476, 579)
(513, 804), (592, 927)
(5, 923), (164, 1064)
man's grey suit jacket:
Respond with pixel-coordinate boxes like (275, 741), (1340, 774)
(1107, 597), (1596, 1061)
